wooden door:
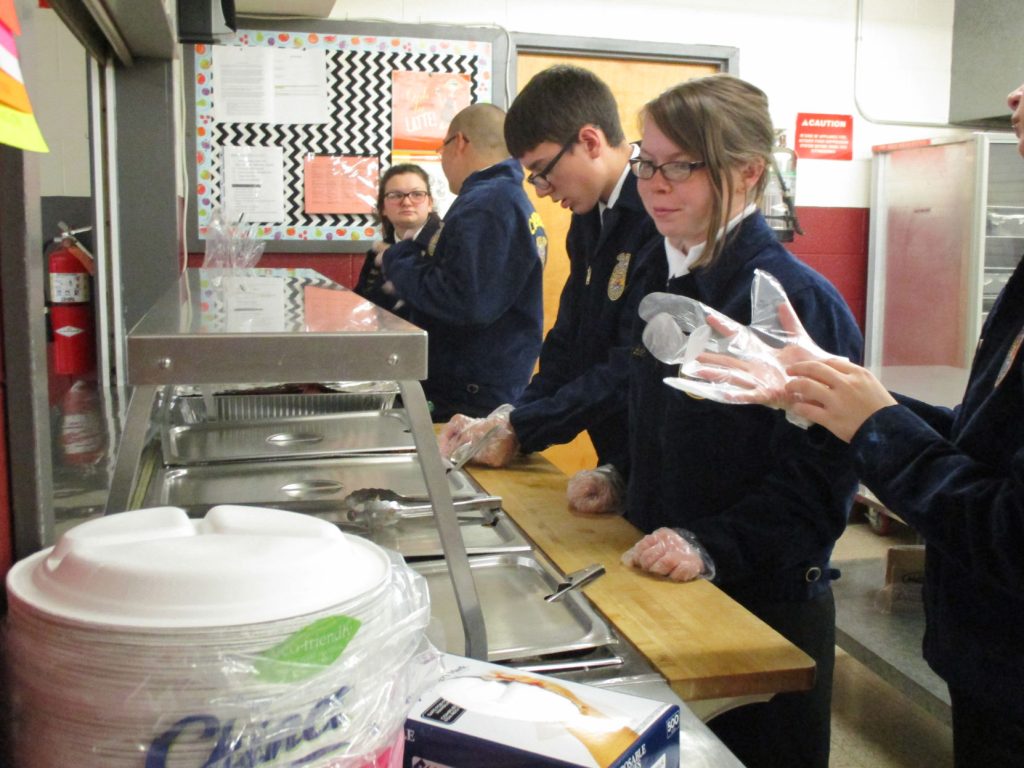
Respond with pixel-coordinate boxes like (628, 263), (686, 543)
(515, 52), (718, 475)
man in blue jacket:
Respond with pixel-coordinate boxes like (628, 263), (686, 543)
(381, 103), (547, 421)
(438, 67), (659, 511)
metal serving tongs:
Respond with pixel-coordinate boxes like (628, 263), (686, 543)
(544, 563), (606, 602)
(340, 487), (503, 528)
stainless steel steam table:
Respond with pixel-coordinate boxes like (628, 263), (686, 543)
(105, 269), (487, 658)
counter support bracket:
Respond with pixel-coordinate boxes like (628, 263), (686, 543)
(399, 380), (487, 660)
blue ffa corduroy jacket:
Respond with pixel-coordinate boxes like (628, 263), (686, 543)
(851, 255), (1024, 716)
(511, 171), (660, 471)
(383, 158), (546, 418)
(626, 211), (863, 603)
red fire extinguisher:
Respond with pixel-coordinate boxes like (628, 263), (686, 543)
(47, 223), (96, 376)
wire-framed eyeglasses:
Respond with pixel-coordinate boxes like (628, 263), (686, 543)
(526, 139), (575, 191)
(629, 157), (707, 182)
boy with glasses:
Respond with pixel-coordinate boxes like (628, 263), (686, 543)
(380, 103), (547, 421)
(439, 66), (659, 513)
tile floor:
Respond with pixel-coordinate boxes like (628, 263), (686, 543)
(828, 515), (953, 767)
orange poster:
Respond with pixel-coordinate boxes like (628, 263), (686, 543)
(303, 155), (378, 214)
(391, 71), (472, 153)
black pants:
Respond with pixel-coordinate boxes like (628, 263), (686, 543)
(708, 589), (836, 768)
(950, 686), (1024, 768)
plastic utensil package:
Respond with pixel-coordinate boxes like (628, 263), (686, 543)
(639, 269), (841, 427)
(202, 208), (266, 287)
(3, 505), (442, 768)
(404, 653), (681, 768)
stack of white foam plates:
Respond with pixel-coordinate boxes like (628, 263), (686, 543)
(5, 505), (431, 768)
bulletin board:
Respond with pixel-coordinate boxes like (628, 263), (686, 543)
(184, 18), (510, 252)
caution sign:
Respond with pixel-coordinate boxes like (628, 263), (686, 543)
(794, 113), (853, 161)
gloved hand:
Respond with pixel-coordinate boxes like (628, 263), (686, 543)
(620, 527), (716, 582)
(437, 404), (519, 468)
(639, 269), (838, 424)
(566, 464), (625, 515)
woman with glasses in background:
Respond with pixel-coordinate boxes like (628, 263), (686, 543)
(619, 74), (863, 767)
(354, 163), (441, 316)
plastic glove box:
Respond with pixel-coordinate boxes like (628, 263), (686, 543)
(403, 653), (680, 768)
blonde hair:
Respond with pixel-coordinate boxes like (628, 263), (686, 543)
(642, 74), (774, 267)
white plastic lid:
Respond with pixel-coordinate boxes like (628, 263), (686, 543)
(6, 505), (390, 628)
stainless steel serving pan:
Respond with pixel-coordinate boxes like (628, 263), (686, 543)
(161, 411), (414, 465)
(412, 552), (615, 661)
(142, 454), (478, 510)
(170, 383), (400, 424)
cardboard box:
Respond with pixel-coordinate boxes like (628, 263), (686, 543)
(404, 654), (680, 768)
(876, 545), (926, 613)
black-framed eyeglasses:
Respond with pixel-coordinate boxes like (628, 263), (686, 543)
(383, 190), (430, 203)
(629, 157), (707, 182)
(526, 139), (575, 191)
(436, 133), (460, 155)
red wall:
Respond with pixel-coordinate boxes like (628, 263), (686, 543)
(187, 252), (365, 289)
(187, 205), (871, 332)
(789, 206), (869, 332)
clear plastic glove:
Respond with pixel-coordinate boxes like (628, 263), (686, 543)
(437, 404), (519, 468)
(639, 270), (839, 426)
(566, 465), (625, 515)
(620, 527), (716, 582)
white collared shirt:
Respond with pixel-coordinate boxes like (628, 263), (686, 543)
(598, 163), (631, 222)
(665, 203), (758, 279)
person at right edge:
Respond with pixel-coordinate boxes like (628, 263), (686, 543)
(618, 74), (863, 768)
(438, 66), (660, 514)
(755, 82), (1024, 768)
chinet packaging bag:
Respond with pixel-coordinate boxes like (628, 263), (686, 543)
(404, 654), (680, 768)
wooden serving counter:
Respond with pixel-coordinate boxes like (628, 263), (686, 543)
(467, 455), (815, 708)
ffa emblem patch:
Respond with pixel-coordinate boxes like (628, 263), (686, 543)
(607, 252), (631, 301)
(529, 211), (548, 266)
(427, 224), (443, 258)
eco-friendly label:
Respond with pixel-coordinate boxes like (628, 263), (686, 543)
(254, 614), (361, 683)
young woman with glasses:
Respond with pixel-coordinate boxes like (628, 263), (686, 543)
(620, 74), (863, 768)
(354, 163), (441, 316)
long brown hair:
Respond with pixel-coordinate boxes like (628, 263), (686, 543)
(642, 74), (774, 267)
